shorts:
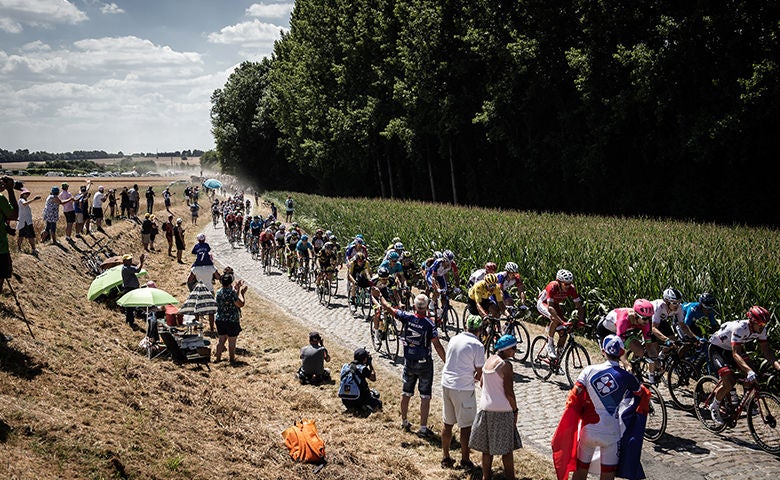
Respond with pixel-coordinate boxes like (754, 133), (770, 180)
(595, 318), (615, 344)
(142, 233), (151, 244)
(402, 358), (434, 398)
(91, 207), (103, 219)
(215, 320), (242, 337)
(45, 221), (57, 233)
(355, 274), (371, 289)
(0, 253), (11, 279)
(75, 213), (84, 223)
(64, 211), (76, 223)
(709, 344), (735, 371)
(622, 329), (646, 350)
(165, 199), (171, 207)
(442, 387), (477, 428)
(18, 223), (35, 239)
(467, 297), (493, 315)
(576, 425), (619, 471)
(426, 274), (447, 290)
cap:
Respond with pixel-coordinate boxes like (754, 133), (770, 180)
(122, 254), (133, 261)
(98, 186), (104, 191)
(466, 314), (483, 330)
(176, 218), (183, 224)
(196, 233), (206, 241)
(354, 347), (369, 361)
(309, 331), (321, 341)
(602, 335), (625, 358)
(495, 334), (518, 352)
(61, 182), (69, 188)
(20, 188), (30, 195)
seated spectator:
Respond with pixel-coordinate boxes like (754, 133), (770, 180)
(340, 348), (382, 413)
(298, 332), (331, 384)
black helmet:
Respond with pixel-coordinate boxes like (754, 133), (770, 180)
(698, 292), (716, 309)
(377, 266), (390, 278)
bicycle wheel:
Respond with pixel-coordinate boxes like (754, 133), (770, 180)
(530, 335), (554, 381)
(666, 359), (697, 412)
(693, 375), (729, 433)
(461, 306), (469, 331)
(564, 342), (591, 387)
(644, 383), (668, 442)
(359, 289), (371, 318)
(369, 317), (382, 352)
(330, 275), (339, 296)
(444, 304), (460, 336)
(507, 322), (531, 363)
(384, 318), (400, 362)
(748, 391), (780, 454)
(317, 281), (329, 306)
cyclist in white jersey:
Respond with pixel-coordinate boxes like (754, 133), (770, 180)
(650, 287), (694, 343)
(467, 262), (497, 288)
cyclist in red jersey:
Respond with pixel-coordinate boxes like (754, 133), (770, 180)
(536, 269), (585, 359)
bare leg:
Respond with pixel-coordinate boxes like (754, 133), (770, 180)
(500, 452), (515, 480)
(442, 423), (454, 459)
(481, 452), (492, 480)
(228, 336), (237, 363)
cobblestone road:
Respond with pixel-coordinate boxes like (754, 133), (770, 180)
(203, 214), (780, 479)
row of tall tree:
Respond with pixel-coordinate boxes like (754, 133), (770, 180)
(210, 0), (780, 225)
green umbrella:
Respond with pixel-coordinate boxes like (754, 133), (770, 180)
(87, 265), (148, 301)
(117, 287), (179, 307)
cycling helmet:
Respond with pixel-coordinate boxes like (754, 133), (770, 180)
(324, 241), (333, 249)
(354, 252), (366, 261)
(485, 262), (498, 273)
(391, 236), (401, 244)
(275, 221), (282, 226)
(699, 292), (716, 309)
(387, 251), (400, 261)
(291, 231), (299, 237)
(316, 228), (323, 234)
(356, 238), (364, 245)
(356, 234), (364, 239)
(556, 269), (574, 283)
(662, 287), (683, 303)
(633, 298), (655, 318)
(377, 266), (390, 278)
(484, 273), (498, 286)
(325, 230), (332, 237)
(505, 262), (519, 273)
(747, 305), (771, 327)
(402, 250), (413, 259)
(279, 224), (286, 230)
(301, 234), (309, 241)
(434, 251), (443, 259)
(329, 234), (337, 241)
(292, 222), (298, 227)
(265, 228), (272, 233)
(444, 249), (455, 261)
(267, 214), (274, 219)
(394, 242), (404, 250)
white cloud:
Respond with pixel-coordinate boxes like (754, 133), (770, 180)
(100, 2), (124, 15)
(207, 19), (287, 48)
(0, 0), (87, 32)
(246, 2), (293, 19)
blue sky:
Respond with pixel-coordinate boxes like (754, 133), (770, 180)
(0, 0), (292, 154)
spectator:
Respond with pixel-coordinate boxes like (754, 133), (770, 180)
(192, 186), (200, 205)
(149, 215), (159, 252)
(59, 182), (76, 240)
(214, 273), (247, 365)
(189, 233), (219, 333)
(127, 184), (139, 219)
(298, 332), (331, 384)
(285, 194), (294, 222)
(42, 186), (71, 244)
(140, 213), (153, 251)
(16, 188), (41, 255)
(378, 292), (446, 438)
(269, 202), (277, 219)
(163, 214), (175, 256)
(73, 184), (91, 237)
(145, 186), (155, 215)
(119, 186), (129, 218)
(440, 314), (485, 470)
(340, 348), (382, 412)
(184, 186), (192, 205)
(91, 186), (107, 232)
(173, 218), (186, 263)
(163, 187), (174, 213)
(121, 253), (146, 328)
(190, 202), (199, 225)
(0, 176), (19, 284)
(107, 188), (117, 219)
(469, 334), (522, 480)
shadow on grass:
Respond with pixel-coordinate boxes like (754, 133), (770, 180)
(0, 341), (44, 379)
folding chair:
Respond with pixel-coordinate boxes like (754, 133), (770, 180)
(159, 328), (211, 370)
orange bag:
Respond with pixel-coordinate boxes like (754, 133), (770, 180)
(282, 419), (325, 463)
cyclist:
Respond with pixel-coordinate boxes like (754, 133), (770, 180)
(384, 241), (405, 262)
(345, 235), (368, 263)
(466, 262), (497, 289)
(380, 251), (406, 287)
(400, 250), (417, 282)
(225, 211), (236, 240)
(370, 266), (400, 342)
(259, 227), (274, 261)
(348, 252), (372, 312)
(467, 273), (506, 319)
(249, 216), (263, 253)
(496, 262), (525, 308)
(296, 234), (314, 275)
(233, 211), (244, 243)
(682, 292), (719, 339)
(312, 228), (326, 255)
(598, 299), (658, 382)
(537, 269), (586, 359)
(426, 249), (456, 306)
(263, 214), (275, 229)
(285, 230), (300, 278)
(707, 306), (780, 424)
(420, 251), (442, 280)
(316, 241), (339, 288)
(650, 287), (697, 344)
(386, 236), (402, 251)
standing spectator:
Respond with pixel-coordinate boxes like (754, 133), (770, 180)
(378, 292), (446, 437)
(163, 187), (174, 213)
(440, 314), (485, 470)
(214, 273), (248, 364)
(16, 188), (41, 255)
(107, 189), (117, 219)
(469, 334), (522, 480)
(163, 214), (175, 256)
(140, 213), (153, 251)
(148, 215), (159, 252)
(119, 186), (129, 218)
(59, 182), (76, 240)
(298, 332), (331, 384)
(91, 186), (107, 232)
(192, 186), (200, 205)
(145, 186), (155, 214)
(173, 218), (186, 263)
(339, 348), (382, 412)
(73, 184), (91, 237)
(184, 186), (192, 205)
(190, 202), (199, 225)
(127, 184), (139, 219)
(42, 186), (71, 244)
(189, 233), (219, 333)
(270, 202), (277, 219)
(285, 194), (294, 222)
(121, 253), (146, 328)
(0, 176), (19, 286)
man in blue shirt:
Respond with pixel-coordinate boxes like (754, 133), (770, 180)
(190, 233), (219, 334)
(681, 292), (719, 338)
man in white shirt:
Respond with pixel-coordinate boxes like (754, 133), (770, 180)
(440, 314), (485, 470)
(91, 186), (107, 232)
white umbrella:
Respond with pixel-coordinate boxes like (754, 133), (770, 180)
(177, 281), (217, 315)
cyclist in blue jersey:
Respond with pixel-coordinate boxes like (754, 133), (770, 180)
(380, 251), (406, 287)
(426, 249), (456, 306)
(296, 234), (314, 273)
(681, 292), (719, 338)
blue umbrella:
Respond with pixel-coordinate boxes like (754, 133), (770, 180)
(203, 178), (222, 189)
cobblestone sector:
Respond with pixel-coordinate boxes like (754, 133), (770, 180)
(202, 211), (778, 480)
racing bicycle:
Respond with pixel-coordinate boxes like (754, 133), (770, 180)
(530, 321), (592, 387)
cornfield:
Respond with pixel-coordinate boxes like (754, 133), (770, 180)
(267, 191), (779, 329)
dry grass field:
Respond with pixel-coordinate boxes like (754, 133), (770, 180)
(0, 183), (555, 480)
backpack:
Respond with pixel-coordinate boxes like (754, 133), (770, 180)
(338, 363), (361, 400)
(281, 419), (325, 463)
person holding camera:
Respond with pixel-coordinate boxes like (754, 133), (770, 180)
(0, 176), (19, 282)
(298, 332), (331, 384)
(340, 348), (382, 412)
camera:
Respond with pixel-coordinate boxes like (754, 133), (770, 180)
(13, 180), (24, 191)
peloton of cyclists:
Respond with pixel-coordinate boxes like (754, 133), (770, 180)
(537, 269), (586, 359)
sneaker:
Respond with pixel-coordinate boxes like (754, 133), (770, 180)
(416, 427), (435, 438)
(546, 343), (558, 359)
(709, 402), (724, 425)
(401, 420), (411, 432)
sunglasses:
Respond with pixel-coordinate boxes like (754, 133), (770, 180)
(667, 301), (680, 306)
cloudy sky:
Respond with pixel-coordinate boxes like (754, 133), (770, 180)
(0, 0), (292, 154)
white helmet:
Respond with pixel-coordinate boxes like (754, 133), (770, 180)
(394, 242), (404, 250)
(433, 251), (443, 259)
(662, 287), (683, 303)
(505, 262), (519, 273)
(443, 249), (455, 261)
(556, 269), (574, 283)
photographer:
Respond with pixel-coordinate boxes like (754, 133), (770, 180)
(298, 332), (331, 384)
(0, 176), (20, 282)
(340, 348), (382, 413)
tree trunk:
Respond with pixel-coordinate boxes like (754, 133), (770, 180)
(376, 156), (386, 198)
(426, 155), (436, 202)
(386, 156), (395, 199)
(448, 139), (457, 204)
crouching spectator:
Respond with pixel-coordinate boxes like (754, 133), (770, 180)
(298, 332), (331, 384)
(338, 348), (382, 413)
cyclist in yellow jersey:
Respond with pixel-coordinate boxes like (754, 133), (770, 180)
(467, 274), (506, 318)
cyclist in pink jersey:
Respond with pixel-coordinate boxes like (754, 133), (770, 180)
(536, 269), (585, 359)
